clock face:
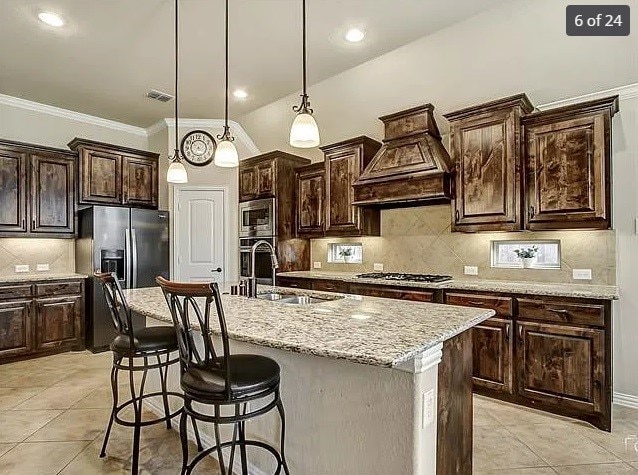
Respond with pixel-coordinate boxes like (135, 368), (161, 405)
(180, 130), (216, 166)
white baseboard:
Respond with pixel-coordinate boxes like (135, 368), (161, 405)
(614, 391), (638, 409)
(145, 400), (268, 475)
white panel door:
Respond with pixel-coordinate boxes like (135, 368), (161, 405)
(175, 188), (225, 285)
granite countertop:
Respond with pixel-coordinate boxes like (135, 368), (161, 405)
(125, 286), (494, 368)
(277, 271), (620, 300)
(0, 273), (88, 284)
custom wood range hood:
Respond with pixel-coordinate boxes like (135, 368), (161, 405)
(352, 104), (453, 207)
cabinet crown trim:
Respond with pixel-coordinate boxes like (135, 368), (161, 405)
(444, 93), (534, 121)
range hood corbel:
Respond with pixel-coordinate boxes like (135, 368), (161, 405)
(352, 104), (453, 208)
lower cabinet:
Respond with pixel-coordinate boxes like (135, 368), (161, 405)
(471, 317), (514, 394)
(0, 279), (85, 364)
(349, 283), (434, 302)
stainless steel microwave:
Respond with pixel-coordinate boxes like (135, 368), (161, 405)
(239, 198), (276, 237)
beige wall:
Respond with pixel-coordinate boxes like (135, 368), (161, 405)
(0, 239), (75, 274)
(311, 205), (616, 285)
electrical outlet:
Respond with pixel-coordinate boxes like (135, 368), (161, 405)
(464, 266), (479, 276)
(313, 261), (322, 269)
(36, 263), (50, 272)
(15, 265), (29, 273)
(422, 389), (435, 428)
(573, 269), (592, 280)
(373, 263), (384, 271)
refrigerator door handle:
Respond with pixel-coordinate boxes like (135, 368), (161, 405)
(125, 228), (131, 288)
(131, 228), (138, 288)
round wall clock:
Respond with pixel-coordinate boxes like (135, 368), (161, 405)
(180, 130), (216, 166)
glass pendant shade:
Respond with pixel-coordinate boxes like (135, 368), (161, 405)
(167, 160), (188, 183)
(214, 139), (239, 167)
(290, 112), (320, 148)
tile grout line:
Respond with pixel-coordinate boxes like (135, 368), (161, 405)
(55, 433), (103, 475)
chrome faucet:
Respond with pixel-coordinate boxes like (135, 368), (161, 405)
(250, 240), (278, 297)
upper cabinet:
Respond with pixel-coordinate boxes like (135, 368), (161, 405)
(295, 162), (325, 237)
(68, 138), (159, 209)
(321, 136), (382, 237)
(523, 96), (618, 231)
(239, 155), (279, 202)
(0, 140), (76, 238)
(445, 94), (534, 232)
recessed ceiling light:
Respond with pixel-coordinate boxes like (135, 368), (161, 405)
(345, 28), (365, 43)
(38, 11), (65, 27)
(233, 89), (248, 99)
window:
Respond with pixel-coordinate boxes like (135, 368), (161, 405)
(327, 243), (363, 264)
(491, 240), (561, 269)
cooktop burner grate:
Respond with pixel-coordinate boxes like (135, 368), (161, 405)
(356, 273), (453, 283)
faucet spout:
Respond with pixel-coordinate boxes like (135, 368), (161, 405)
(250, 240), (278, 297)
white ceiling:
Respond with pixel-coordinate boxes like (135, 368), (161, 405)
(0, 0), (506, 127)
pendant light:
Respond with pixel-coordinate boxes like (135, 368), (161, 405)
(214, 0), (239, 168)
(290, 0), (320, 148)
(166, 0), (188, 183)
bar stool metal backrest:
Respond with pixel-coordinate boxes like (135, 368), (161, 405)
(94, 272), (135, 351)
(155, 276), (232, 398)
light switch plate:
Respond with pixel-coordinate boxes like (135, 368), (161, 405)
(373, 263), (384, 271)
(422, 389), (435, 428)
(573, 269), (592, 280)
(464, 266), (479, 276)
(313, 261), (322, 269)
(15, 265), (29, 273)
(37, 264), (50, 272)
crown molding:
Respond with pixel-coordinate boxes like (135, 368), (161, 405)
(394, 343), (443, 374)
(537, 83), (638, 111)
(0, 93), (148, 137)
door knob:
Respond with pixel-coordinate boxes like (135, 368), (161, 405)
(212, 267), (222, 273)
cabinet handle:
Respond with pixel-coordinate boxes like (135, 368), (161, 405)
(467, 300), (486, 306)
(547, 308), (569, 316)
(32, 219), (36, 229)
(505, 323), (511, 342)
(455, 210), (460, 222)
(22, 218), (26, 229)
(528, 206), (535, 219)
(518, 325), (523, 341)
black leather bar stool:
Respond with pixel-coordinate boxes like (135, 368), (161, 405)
(94, 272), (202, 474)
(156, 276), (290, 475)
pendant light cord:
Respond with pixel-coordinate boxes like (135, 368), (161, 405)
(302, 0), (306, 96)
(173, 0), (180, 157)
(224, 0), (229, 131)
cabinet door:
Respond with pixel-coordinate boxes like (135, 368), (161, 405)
(472, 317), (513, 393)
(239, 166), (257, 202)
(34, 296), (83, 351)
(349, 284), (434, 302)
(525, 114), (609, 230)
(0, 300), (32, 358)
(452, 109), (521, 232)
(122, 156), (158, 208)
(325, 149), (362, 235)
(80, 149), (122, 204)
(256, 162), (274, 197)
(296, 166), (325, 236)
(0, 148), (28, 233)
(30, 153), (75, 235)
(516, 321), (605, 415)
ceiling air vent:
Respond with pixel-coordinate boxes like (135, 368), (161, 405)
(146, 89), (174, 102)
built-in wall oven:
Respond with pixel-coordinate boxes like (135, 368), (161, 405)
(239, 198), (276, 238)
(239, 236), (276, 285)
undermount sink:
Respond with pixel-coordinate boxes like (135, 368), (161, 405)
(257, 292), (339, 305)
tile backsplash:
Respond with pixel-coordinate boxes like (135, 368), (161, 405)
(0, 238), (75, 275)
(311, 205), (616, 285)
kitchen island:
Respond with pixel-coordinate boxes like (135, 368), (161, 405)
(125, 286), (494, 475)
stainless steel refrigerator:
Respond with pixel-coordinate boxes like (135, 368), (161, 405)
(76, 206), (170, 351)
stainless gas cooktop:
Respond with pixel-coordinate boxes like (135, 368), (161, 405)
(356, 273), (453, 283)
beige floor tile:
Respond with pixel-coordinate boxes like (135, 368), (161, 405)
(485, 399), (576, 427)
(473, 425), (548, 471)
(136, 431), (221, 475)
(71, 385), (126, 409)
(474, 404), (501, 427)
(0, 386), (47, 410)
(473, 468), (558, 475)
(0, 441), (89, 475)
(507, 423), (621, 466)
(0, 410), (62, 443)
(1, 367), (70, 388)
(53, 368), (111, 389)
(630, 461), (638, 469)
(59, 437), (135, 475)
(613, 404), (638, 421)
(578, 418), (638, 462)
(27, 408), (111, 442)
(13, 383), (95, 410)
(0, 444), (16, 458)
(553, 462), (638, 474)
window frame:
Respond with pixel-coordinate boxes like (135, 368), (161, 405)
(490, 240), (561, 270)
(327, 242), (363, 264)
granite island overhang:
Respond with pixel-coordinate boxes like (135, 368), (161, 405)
(125, 285), (495, 475)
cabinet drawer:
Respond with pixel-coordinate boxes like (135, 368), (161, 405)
(349, 284), (433, 302)
(276, 277), (313, 290)
(36, 281), (82, 297)
(445, 292), (514, 317)
(0, 285), (33, 300)
(312, 279), (349, 293)
(517, 298), (604, 327)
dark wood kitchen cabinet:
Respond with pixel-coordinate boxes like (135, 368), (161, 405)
(0, 140), (76, 238)
(296, 162), (325, 236)
(523, 96), (618, 230)
(0, 279), (85, 364)
(238, 153), (282, 202)
(445, 94), (534, 232)
(321, 136), (382, 236)
(68, 138), (159, 208)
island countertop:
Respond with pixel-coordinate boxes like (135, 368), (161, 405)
(125, 286), (494, 368)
